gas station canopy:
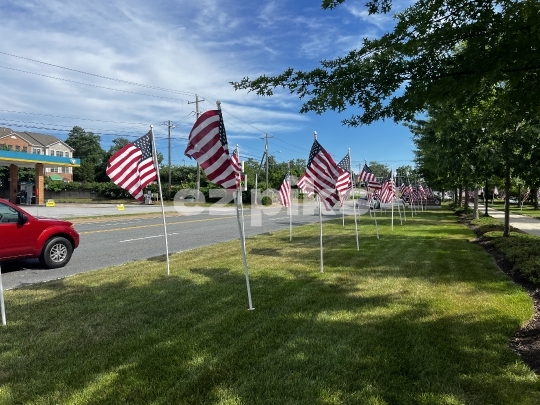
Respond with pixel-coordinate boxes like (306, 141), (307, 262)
(0, 150), (80, 169)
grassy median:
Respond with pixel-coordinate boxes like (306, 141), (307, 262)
(1, 208), (539, 404)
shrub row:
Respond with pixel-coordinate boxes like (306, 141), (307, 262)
(468, 214), (540, 286)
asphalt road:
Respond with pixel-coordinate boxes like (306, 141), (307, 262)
(1, 202), (362, 290)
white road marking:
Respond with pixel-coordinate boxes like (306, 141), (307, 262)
(120, 232), (179, 242)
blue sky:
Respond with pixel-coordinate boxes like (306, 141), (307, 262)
(1, 0), (415, 172)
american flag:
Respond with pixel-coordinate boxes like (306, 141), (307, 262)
(522, 187), (530, 203)
(336, 153), (352, 206)
(408, 184), (416, 202)
(231, 148), (242, 188)
(297, 173), (314, 197)
(305, 140), (344, 210)
(278, 171), (291, 207)
(500, 190), (506, 200)
(493, 186), (499, 196)
(184, 109), (237, 190)
(379, 171), (396, 203)
(425, 185), (435, 198)
(106, 130), (157, 202)
(399, 182), (408, 197)
(358, 163), (377, 185)
(418, 184), (426, 200)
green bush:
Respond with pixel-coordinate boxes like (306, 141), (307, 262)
(261, 196), (272, 206)
(491, 233), (540, 284)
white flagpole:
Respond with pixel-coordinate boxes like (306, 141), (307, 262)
(372, 189), (379, 239)
(367, 184), (379, 239)
(391, 199), (394, 230)
(0, 264), (5, 325)
(349, 149), (359, 251)
(232, 142), (254, 310)
(397, 196), (403, 224)
(288, 161), (292, 242)
(314, 131), (324, 273)
(150, 125), (171, 276)
(318, 195), (324, 273)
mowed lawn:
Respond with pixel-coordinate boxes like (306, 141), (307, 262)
(1, 208), (539, 404)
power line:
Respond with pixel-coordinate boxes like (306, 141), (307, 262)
(0, 109), (151, 125)
(0, 51), (196, 97)
(0, 65), (190, 102)
(0, 52), (318, 160)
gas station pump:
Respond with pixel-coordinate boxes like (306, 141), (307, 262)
(18, 182), (35, 205)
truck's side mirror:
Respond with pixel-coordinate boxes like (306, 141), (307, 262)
(18, 211), (28, 225)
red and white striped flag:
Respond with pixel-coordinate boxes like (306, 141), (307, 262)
(522, 187), (530, 203)
(418, 184), (426, 200)
(305, 140), (344, 210)
(106, 130), (157, 202)
(231, 148), (242, 188)
(297, 173), (314, 197)
(379, 171), (396, 203)
(336, 153), (352, 206)
(358, 163), (377, 185)
(184, 109), (237, 190)
(278, 172), (291, 207)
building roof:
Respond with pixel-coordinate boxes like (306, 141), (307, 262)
(0, 127), (73, 151)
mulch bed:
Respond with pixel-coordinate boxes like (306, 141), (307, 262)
(463, 218), (540, 376)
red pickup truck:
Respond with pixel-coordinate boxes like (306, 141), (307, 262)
(0, 199), (79, 268)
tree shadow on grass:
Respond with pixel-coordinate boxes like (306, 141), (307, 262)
(1, 210), (539, 404)
(1, 264), (538, 404)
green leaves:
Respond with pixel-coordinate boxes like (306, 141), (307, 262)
(232, 0), (540, 127)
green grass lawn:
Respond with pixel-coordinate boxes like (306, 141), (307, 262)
(1, 209), (539, 404)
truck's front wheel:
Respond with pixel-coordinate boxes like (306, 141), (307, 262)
(39, 237), (73, 269)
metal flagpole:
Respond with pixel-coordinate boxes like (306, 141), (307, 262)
(0, 264), (5, 325)
(288, 161), (292, 242)
(397, 196), (403, 225)
(391, 172), (394, 231)
(350, 149), (359, 251)
(318, 194), (324, 273)
(401, 176), (410, 221)
(231, 142), (254, 310)
(372, 185), (379, 239)
(150, 125), (171, 276)
(314, 131), (324, 273)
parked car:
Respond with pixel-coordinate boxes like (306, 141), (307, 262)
(0, 199), (79, 268)
(356, 196), (381, 210)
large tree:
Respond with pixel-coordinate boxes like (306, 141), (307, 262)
(65, 126), (105, 182)
(232, 0), (540, 126)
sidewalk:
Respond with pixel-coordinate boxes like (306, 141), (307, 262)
(485, 206), (540, 237)
(19, 202), (178, 219)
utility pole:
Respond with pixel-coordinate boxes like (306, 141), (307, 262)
(260, 133), (274, 190)
(188, 94), (204, 200)
(163, 120), (176, 197)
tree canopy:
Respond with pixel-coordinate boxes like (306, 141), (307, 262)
(232, 0), (540, 127)
(65, 126), (105, 182)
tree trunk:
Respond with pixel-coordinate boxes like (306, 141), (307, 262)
(535, 188), (539, 210)
(458, 187), (463, 207)
(503, 164), (511, 237)
(473, 187), (479, 220)
(484, 180), (489, 216)
(464, 186), (469, 214)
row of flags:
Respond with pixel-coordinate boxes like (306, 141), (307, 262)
(104, 124), (434, 212)
(102, 104), (421, 308)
